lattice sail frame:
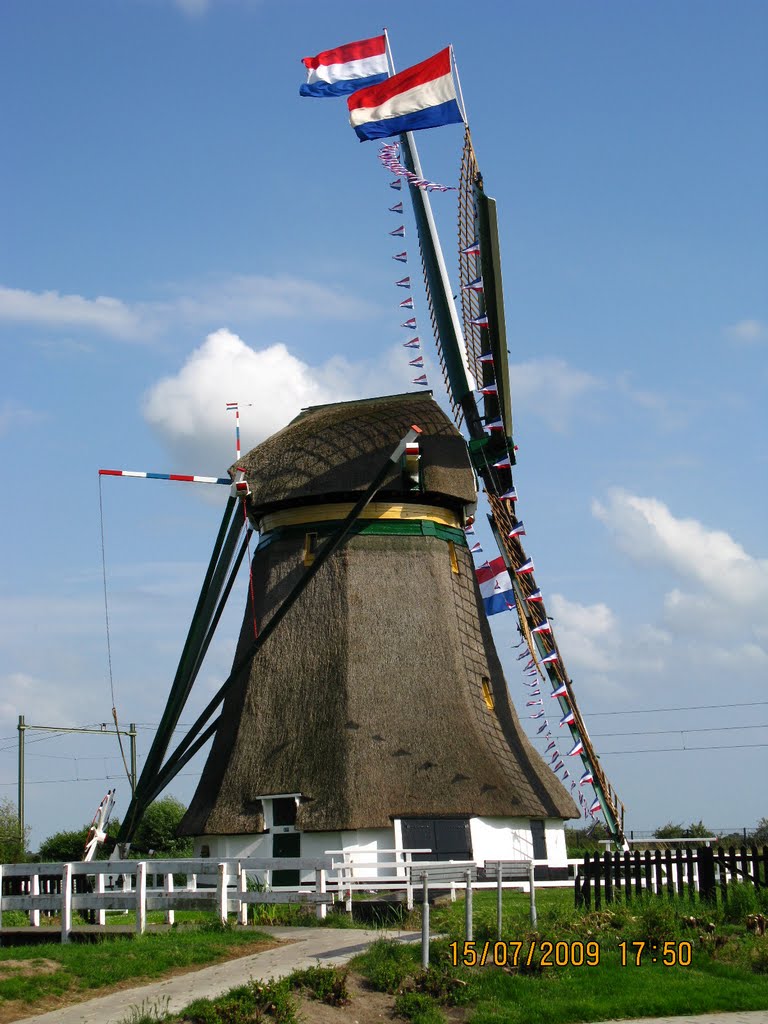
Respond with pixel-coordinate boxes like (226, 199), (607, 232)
(454, 128), (627, 846)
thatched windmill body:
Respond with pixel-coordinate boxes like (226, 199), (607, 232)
(177, 391), (578, 865)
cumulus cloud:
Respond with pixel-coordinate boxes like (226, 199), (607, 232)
(0, 275), (377, 342)
(509, 358), (600, 432)
(592, 489), (768, 607)
(143, 328), (406, 473)
(725, 319), (767, 345)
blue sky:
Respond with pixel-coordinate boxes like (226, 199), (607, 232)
(1, 0), (766, 849)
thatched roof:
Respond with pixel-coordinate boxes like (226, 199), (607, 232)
(180, 392), (578, 836)
(234, 392), (477, 514)
(180, 531), (578, 836)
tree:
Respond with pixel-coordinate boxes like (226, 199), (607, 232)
(753, 818), (768, 846)
(130, 796), (192, 857)
(0, 798), (28, 862)
(37, 818), (121, 862)
(653, 821), (687, 839)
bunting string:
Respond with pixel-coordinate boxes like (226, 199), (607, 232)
(378, 142), (457, 192)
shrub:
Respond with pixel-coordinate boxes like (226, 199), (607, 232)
(394, 991), (445, 1024)
(360, 938), (418, 993)
(724, 882), (759, 923)
(289, 965), (350, 1005)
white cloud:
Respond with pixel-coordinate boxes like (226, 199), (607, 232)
(143, 328), (405, 473)
(0, 286), (142, 339)
(725, 319), (767, 345)
(0, 275), (377, 342)
(0, 400), (42, 438)
(509, 358), (600, 431)
(592, 489), (768, 607)
(548, 593), (617, 673)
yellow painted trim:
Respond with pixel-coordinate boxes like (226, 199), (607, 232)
(448, 541), (460, 575)
(260, 502), (461, 532)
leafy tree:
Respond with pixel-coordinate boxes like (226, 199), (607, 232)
(37, 818), (121, 862)
(130, 796), (192, 857)
(753, 818), (768, 846)
(0, 798), (28, 862)
(653, 821), (687, 839)
(653, 820), (712, 840)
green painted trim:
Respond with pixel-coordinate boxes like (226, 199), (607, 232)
(258, 518), (468, 550)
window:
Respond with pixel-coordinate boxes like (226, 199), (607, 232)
(481, 677), (495, 710)
(448, 541), (459, 574)
(530, 820), (547, 860)
(303, 532), (318, 566)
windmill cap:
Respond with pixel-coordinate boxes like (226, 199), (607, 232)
(233, 392), (476, 513)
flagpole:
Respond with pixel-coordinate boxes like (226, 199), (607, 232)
(450, 45), (469, 127)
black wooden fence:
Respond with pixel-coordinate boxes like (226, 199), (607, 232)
(576, 845), (767, 908)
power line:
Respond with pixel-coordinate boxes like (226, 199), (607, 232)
(581, 700), (768, 717)
(602, 745), (768, 753)
(534, 724), (768, 740)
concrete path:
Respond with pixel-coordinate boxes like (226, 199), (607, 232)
(19, 926), (418, 1024)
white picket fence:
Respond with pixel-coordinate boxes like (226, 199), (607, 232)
(0, 850), (581, 942)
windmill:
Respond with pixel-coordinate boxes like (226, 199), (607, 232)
(113, 37), (627, 859)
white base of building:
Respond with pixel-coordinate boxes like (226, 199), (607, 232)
(193, 816), (568, 870)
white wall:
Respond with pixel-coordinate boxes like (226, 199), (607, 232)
(469, 817), (568, 867)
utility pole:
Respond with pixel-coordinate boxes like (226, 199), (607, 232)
(17, 718), (138, 847)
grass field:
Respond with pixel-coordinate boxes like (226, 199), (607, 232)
(1, 886), (766, 1023)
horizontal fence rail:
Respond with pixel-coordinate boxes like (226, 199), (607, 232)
(2, 848), (589, 941)
(576, 845), (767, 909)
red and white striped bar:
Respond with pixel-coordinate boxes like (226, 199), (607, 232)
(99, 470), (230, 485)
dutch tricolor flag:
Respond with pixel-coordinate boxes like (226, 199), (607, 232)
(300, 35), (388, 98)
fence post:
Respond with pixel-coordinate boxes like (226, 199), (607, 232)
(529, 860), (537, 929)
(29, 871), (40, 927)
(496, 863), (503, 939)
(421, 873), (430, 969)
(699, 846), (716, 903)
(239, 867), (248, 926)
(465, 868), (473, 942)
(136, 862), (147, 935)
(61, 863), (72, 943)
(406, 853), (414, 911)
(316, 868), (327, 921)
(218, 862), (228, 925)
(165, 872), (175, 926)
(95, 871), (106, 927)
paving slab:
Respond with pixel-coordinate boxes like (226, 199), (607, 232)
(18, 926), (418, 1024)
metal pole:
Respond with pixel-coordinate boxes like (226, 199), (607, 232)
(497, 862), (503, 938)
(464, 868), (473, 942)
(17, 715), (25, 853)
(421, 873), (430, 968)
(529, 861), (537, 928)
(129, 724), (137, 795)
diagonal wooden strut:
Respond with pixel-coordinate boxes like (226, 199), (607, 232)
(120, 427), (422, 844)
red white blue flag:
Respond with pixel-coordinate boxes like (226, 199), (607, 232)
(396, 276), (411, 288)
(516, 559), (535, 575)
(551, 682), (568, 698)
(399, 297), (414, 309)
(412, 374), (429, 386)
(526, 589), (543, 602)
(559, 709), (575, 727)
(408, 355), (424, 367)
(402, 317), (417, 329)
(403, 337), (420, 349)
(567, 739), (584, 757)
(348, 47), (463, 141)
(475, 556), (513, 616)
(532, 619), (552, 634)
(507, 522), (525, 538)
(301, 35), (388, 98)
(393, 252), (408, 263)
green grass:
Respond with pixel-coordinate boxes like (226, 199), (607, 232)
(0, 926), (273, 1010)
(352, 889), (768, 1024)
